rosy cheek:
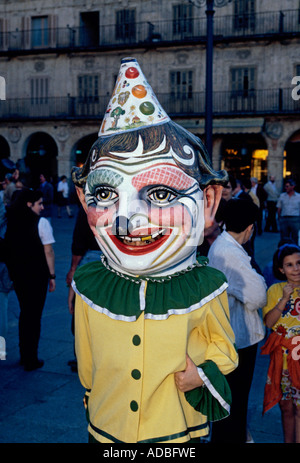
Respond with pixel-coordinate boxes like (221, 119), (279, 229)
(87, 205), (115, 229)
(149, 204), (192, 230)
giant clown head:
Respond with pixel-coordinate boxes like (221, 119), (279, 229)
(73, 58), (228, 277)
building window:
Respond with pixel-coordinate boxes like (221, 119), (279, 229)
(170, 70), (193, 113)
(79, 11), (99, 47)
(78, 75), (99, 103)
(233, 0), (255, 31)
(31, 16), (49, 47)
(30, 77), (49, 104)
(230, 67), (256, 111)
(115, 9), (136, 42)
(172, 4), (193, 36)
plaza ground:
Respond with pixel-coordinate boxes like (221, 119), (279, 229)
(0, 207), (285, 444)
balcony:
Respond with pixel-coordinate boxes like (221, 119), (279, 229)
(1, 9), (300, 55)
(0, 88), (299, 121)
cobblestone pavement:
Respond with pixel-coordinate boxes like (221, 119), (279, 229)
(0, 207), (284, 444)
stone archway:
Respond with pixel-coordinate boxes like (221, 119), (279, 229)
(284, 130), (300, 191)
(0, 135), (13, 181)
(221, 133), (268, 183)
(72, 132), (98, 167)
(25, 132), (58, 188)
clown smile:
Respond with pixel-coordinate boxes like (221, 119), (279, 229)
(108, 228), (170, 254)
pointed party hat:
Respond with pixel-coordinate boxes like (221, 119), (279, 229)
(99, 57), (170, 137)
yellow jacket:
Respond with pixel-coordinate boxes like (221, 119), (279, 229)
(73, 258), (238, 443)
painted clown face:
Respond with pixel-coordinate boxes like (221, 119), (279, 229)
(83, 137), (204, 277)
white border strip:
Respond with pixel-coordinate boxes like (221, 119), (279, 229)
(72, 280), (228, 323)
(197, 367), (230, 415)
(71, 280), (137, 322)
(144, 282), (228, 320)
(139, 280), (146, 311)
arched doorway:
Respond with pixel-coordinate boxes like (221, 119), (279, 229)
(73, 133), (98, 167)
(25, 132), (58, 188)
(69, 133), (98, 203)
(0, 135), (13, 181)
(0, 135), (10, 159)
(221, 134), (268, 183)
(285, 131), (300, 191)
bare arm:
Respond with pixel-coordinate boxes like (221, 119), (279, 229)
(66, 254), (83, 286)
(43, 243), (56, 292)
(264, 283), (293, 329)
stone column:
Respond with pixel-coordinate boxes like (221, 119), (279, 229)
(264, 121), (285, 191)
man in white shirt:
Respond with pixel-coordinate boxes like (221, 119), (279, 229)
(263, 175), (280, 232)
(277, 178), (300, 245)
(208, 198), (267, 443)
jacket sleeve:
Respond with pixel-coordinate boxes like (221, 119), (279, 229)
(185, 360), (232, 421)
(185, 291), (238, 421)
(74, 293), (93, 406)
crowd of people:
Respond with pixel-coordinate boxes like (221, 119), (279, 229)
(0, 167), (73, 370)
(0, 164), (300, 443)
(198, 173), (300, 443)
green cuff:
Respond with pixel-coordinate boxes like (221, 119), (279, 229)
(184, 360), (231, 422)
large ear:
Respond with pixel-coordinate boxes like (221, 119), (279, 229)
(203, 185), (223, 229)
(75, 186), (88, 214)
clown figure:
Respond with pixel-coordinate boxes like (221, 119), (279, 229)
(71, 57), (238, 444)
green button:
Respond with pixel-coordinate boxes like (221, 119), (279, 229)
(132, 335), (141, 346)
(131, 369), (141, 380)
(130, 400), (139, 412)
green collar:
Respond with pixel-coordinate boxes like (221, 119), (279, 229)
(72, 257), (227, 322)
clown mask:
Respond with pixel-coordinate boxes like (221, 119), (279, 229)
(74, 58), (225, 277)
(77, 139), (206, 277)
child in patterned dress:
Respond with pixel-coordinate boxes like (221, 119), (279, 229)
(261, 243), (300, 443)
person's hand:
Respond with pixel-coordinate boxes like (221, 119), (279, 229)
(174, 354), (203, 392)
(68, 286), (75, 315)
(282, 283), (294, 301)
(49, 279), (56, 292)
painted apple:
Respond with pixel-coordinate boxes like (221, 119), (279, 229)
(140, 101), (155, 115)
(125, 67), (140, 79)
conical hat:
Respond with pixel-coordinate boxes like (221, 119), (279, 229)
(99, 57), (170, 137)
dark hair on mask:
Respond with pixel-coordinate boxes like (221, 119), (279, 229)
(72, 120), (228, 191)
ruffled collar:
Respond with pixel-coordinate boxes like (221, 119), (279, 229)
(72, 256), (227, 322)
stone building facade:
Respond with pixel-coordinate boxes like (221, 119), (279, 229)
(0, 0), (299, 192)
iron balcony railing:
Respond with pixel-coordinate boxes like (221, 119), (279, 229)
(1, 9), (300, 53)
(0, 88), (299, 120)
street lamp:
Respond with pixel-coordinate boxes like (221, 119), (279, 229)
(188, 0), (232, 160)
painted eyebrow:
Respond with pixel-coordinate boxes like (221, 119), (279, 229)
(87, 169), (123, 191)
(131, 166), (196, 191)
